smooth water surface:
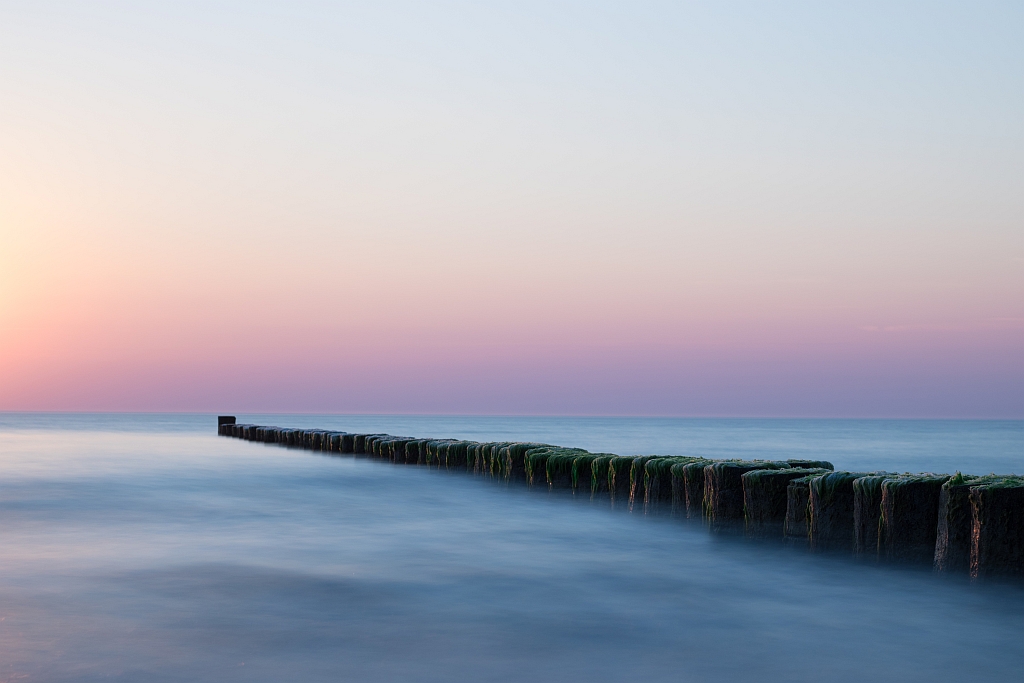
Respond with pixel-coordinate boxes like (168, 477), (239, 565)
(0, 413), (1022, 682)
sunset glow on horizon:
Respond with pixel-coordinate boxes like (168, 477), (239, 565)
(1, 2), (1022, 417)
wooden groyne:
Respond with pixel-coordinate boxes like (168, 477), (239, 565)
(216, 416), (1024, 579)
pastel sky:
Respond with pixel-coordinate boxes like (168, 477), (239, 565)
(1, 1), (1022, 417)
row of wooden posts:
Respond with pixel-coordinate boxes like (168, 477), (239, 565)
(217, 417), (1023, 579)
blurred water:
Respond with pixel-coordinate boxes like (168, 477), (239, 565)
(0, 413), (1022, 682)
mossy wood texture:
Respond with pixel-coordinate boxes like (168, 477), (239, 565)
(546, 449), (589, 489)
(627, 457), (655, 509)
(668, 462), (688, 515)
(572, 455), (597, 493)
(681, 460), (711, 518)
(934, 474), (1002, 573)
(219, 420), (1024, 579)
(743, 468), (827, 536)
(852, 475), (892, 555)
(607, 456), (636, 506)
(705, 461), (789, 528)
(590, 456), (613, 496)
(970, 480), (1024, 579)
(787, 460), (835, 471)
(784, 476), (817, 539)
(878, 475), (949, 563)
(808, 472), (875, 552)
(644, 458), (694, 512)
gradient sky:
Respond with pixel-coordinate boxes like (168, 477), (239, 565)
(1, 1), (1022, 417)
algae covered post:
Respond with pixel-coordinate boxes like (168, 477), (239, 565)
(935, 473), (997, 573)
(216, 417), (1024, 580)
(970, 478), (1024, 579)
(743, 468), (829, 537)
(784, 474), (818, 541)
(852, 474), (893, 556)
(878, 474), (949, 563)
(808, 471), (875, 552)
(704, 461), (790, 529)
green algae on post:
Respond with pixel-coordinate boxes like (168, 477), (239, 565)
(444, 441), (472, 470)
(607, 456), (636, 506)
(487, 443), (514, 479)
(808, 471), (875, 552)
(644, 457), (694, 512)
(480, 443), (498, 476)
(498, 443), (543, 480)
(878, 474), (950, 563)
(546, 449), (590, 489)
(784, 474), (819, 540)
(589, 455), (614, 497)
(680, 460), (712, 518)
(327, 433), (343, 452)
(934, 473), (1004, 573)
(429, 439), (461, 469)
(405, 439), (428, 465)
(852, 474), (894, 556)
(628, 456), (661, 509)
(423, 440), (444, 466)
(379, 437), (414, 461)
(525, 447), (558, 486)
(705, 461), (789, 529)
(571, 454), (598, 492)
(367, 435), (391, 457)
(219, 419), (1024, 581)
(667, 459), (712, 516)
(743, 468), (828, 537)
(969, 476), (1024, 579)
(669, 462), (688, 515)
(786, 459), (834, 470)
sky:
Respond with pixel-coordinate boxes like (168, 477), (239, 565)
(1, 1), (1022, 417)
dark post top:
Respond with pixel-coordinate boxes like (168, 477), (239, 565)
(217, 416), (237, 426)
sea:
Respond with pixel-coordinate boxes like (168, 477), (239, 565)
(0, 413), (1022, 682)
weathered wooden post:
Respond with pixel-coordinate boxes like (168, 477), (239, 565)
(705, 461), (789, 530)
(808, 472), (874, 552)
(644, 457), (692, 512)
(607, 456), (636, 506)
(743, 467), (828, 537)
(878, 474), (949, 563)
(784, 474), (819, 540)
(970, 478), (1024, 579)
(680, 460), (712, 518)
(216, 419), (1024, 581)
(852, 474), (893, 555)
(217, 416), (236, 435)
(627, 456), (660, 509)
(546, 449), (587, 489)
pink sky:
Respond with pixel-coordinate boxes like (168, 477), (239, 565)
(1, 3), (1022, 417)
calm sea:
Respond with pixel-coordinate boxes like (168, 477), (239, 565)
(0, 413), (1022, 682)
